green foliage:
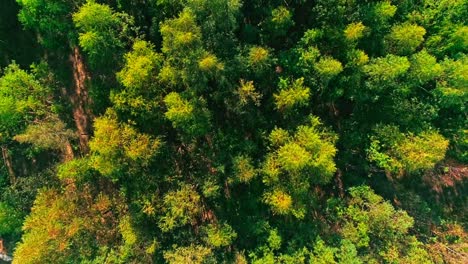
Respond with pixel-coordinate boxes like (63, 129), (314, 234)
(344, 22), (367, 42)
(160, 9), (201, 55)
(73, 2), (134, 66)
(237, 80), (262, 106)
(117, 40), (163, 91)
(338, 186), (432, 263)
(409, 49), (443, 83)
(164, 92), (211, 136)
(163, 244), (213, 264)
(277, 143), (311, 172)
(314, 57), (343, 80)
(13, 185), (125, 264)
(395, 131), (449, 172)
(262, 117), (337, 218)
(232, 155), (257, 183)
(336, 240), (361, 264)
(274, 78), (310, 111)
(0, 202), (22, 236)
(16, 0), (82, 48)
(159, 185), (201, 232)
(264, 6), (294, 38)
(89, 112), (161, 178)
(185, 0), (241, 53)
(0, 63), (53, 143)
(309, 238), (336, 264)
(202, 223), (237, 247)
(347, 49), (369, 66)
(14, 118), (76, 151)
(264, 117), (337, 185)
(158, 8), (212, 88)
(57, 158), (93, 181)
(373, 1), (397, 23)
(368, 125), (449, 175)
(111, 40), (165, 123)
(386, 23), (426, 55)
(364, 55), (410, 83)
(3, 1), (467, 263)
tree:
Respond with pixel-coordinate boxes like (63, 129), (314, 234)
(262, 117), (337, 218)
(112, 40), (164, 123)
(16, 0), (83, 48)
(274, 78), (310, 111)
(336, 186), (432, 263)
(385, 23), (426, 55)
(73, 1), (135, 67)
(13, 183), (127, 264)
(89, 111), (161, 179)
(368, 125), (449, 176)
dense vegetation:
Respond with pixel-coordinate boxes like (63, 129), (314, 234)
(0, 0), (467, 263)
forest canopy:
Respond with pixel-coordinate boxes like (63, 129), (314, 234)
(0, 0), (467, 263)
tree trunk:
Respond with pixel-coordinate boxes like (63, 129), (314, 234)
(62, 140), (75, 161)
(0, 239), (12, 262)
(334, 169), (344, 198)
(1, 146), (15, 184)
(68, 46), (93, 154)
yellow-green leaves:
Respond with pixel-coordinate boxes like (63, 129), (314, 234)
(409, 50), (443, 83)
(338, 186), (431, 263)
(263, 189), (293, 215)
(159, 185), (201, 232)
(90, 112), (161, 178)
(396, 131), (449, 173)
(13, 185), (125, 264)
(164, 244), (213, 264)
(264, 6), (294, 37)
(119, 215), (137, 246)
(264, 117), (337, 184)
(113, 40), (163, 118)
(364, 55), (410, 82)
(262, 117), (337, 218)
(374, 1), (397, 21)
(117, 40), (162, 90)
(315, 57), (343, 80)
(270, 6), (293, 29)
(368, 125), (449, 175)
(277, 143), (311, 171)
(347, 49), (369, 66)
(248, 46), (271, 69)
(164, 92), (194, 125)
(202, 223), (237, 247)
(73, 2), (132, 66)
(269, 128), (289, 147)
(274, 78), (310, 111)
(164, 92), (211, 136)
(159, 8), (218, 89)
(198, 53), (224, 72)
(160, 9), (202, 55)
(233, 155), (257, 183)
(237, 80), (262, 106)
(386, 23), (426, 55)
(344, 22), (366, 41)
